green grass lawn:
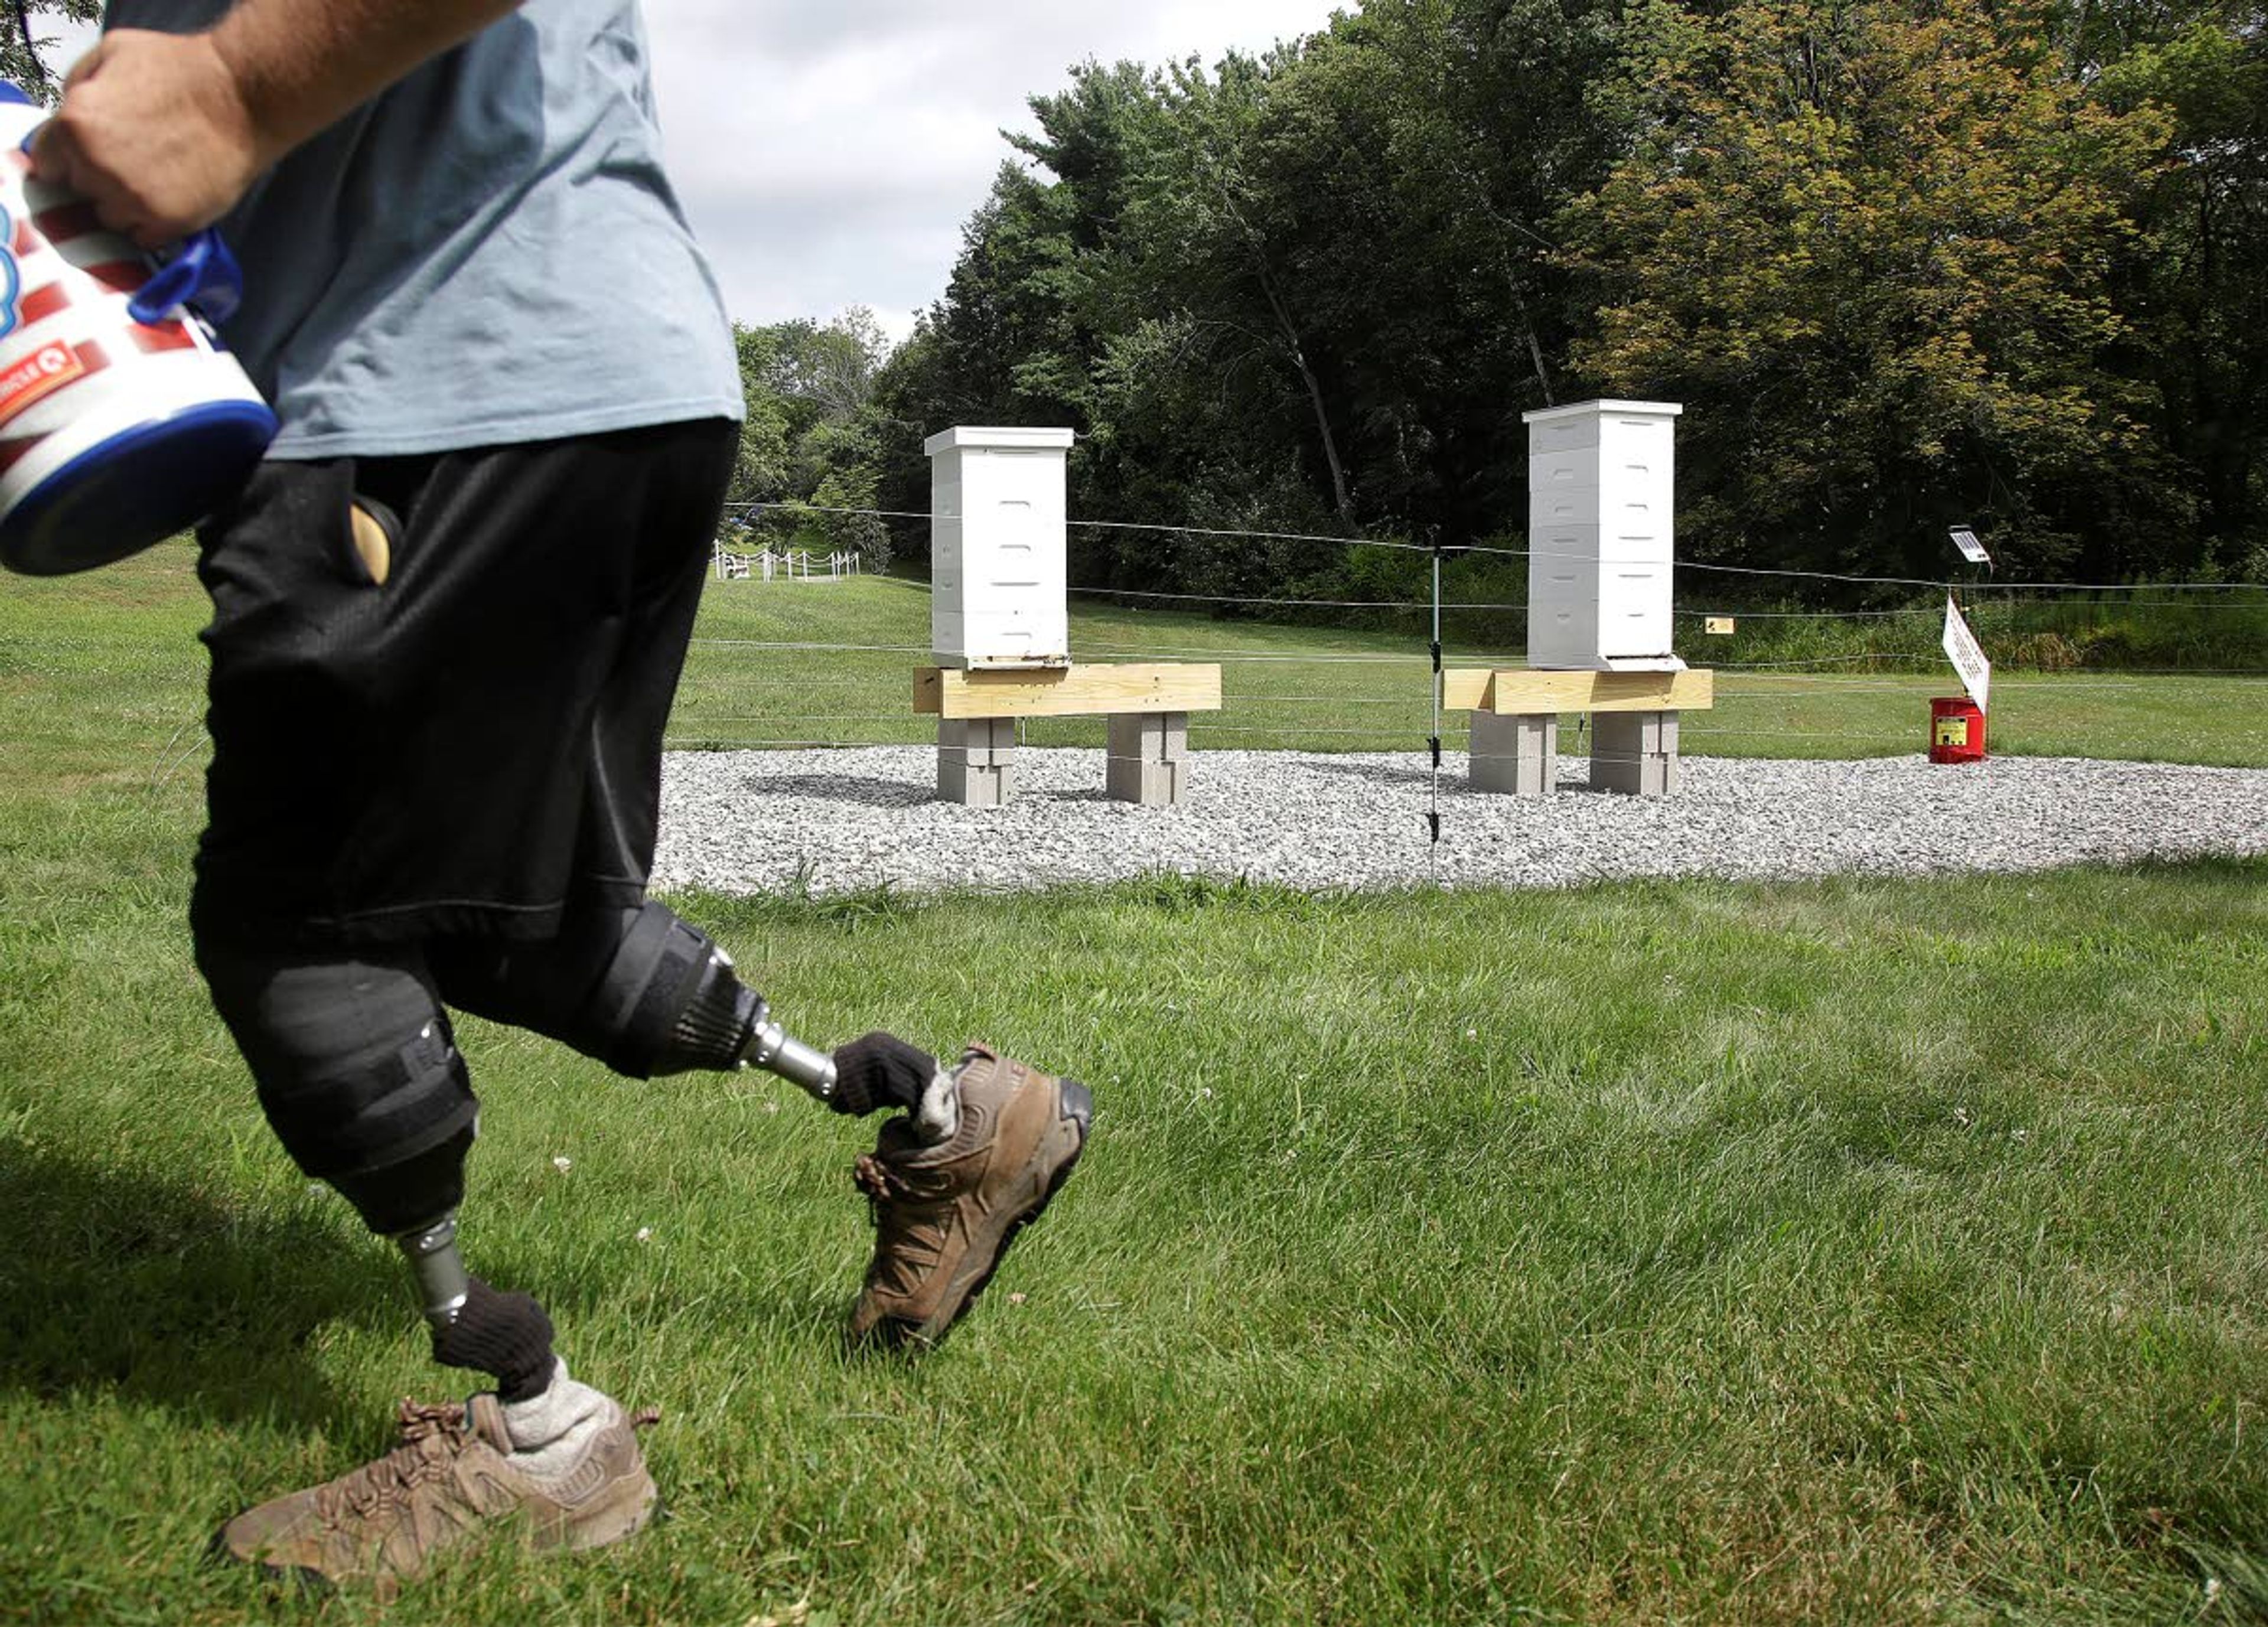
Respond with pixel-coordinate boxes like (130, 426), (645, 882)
(676, 572), (2268, 767)
(10, 542), (2261, 777)
(2, 546), (2266, 1624)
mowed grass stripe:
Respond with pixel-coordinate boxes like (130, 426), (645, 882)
(6, 542), (2264, 768)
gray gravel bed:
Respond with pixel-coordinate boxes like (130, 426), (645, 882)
(651, 748), (2268, 897)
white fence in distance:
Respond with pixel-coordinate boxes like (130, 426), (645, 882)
(715, 546), (864, 583)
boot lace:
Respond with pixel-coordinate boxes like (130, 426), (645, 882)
(852, 1153), (912, 1204)
(853, 1155), (949, 1284)
(313, 1400), (474, 1525)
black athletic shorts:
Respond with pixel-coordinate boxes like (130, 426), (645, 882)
(190, 418), (739, 946)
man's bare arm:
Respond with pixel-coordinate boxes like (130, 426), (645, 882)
(30, 0), (524, 247)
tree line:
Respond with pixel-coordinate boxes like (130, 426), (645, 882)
(744, 0), (2263, 608)
(27, 0), (2253, 603)
(18, 0), (2250, 604)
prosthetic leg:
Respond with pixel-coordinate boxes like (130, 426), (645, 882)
(427, 899), (958, 1136)
(198, 902), (950, 1395)
(197, 900), (1080, 1592)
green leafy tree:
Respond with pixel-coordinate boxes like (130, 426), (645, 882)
(880, 0), (2251, 600)
(1562, 0), (2169, 581)
(876, 64), (1166, 576)
(726, 323), (793, 513)
(809, 462), (890, 573)
(2091, 8), (2268, 569)
(1123, 51), (1364, 527)
(733, 310), (898, 570)
(881, 5), (1631, 594)
(2, 0), (97, 105)
(1265, 0), (1626, 532)
(764, 307), (892, 433)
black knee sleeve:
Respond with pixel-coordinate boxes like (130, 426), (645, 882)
(434, 1277), (556, 1403)
(432, 902), (764, 1081)
(195, 934), (477, 1182)
(327, 1126), (475, 1237)
(594, 902), (760, 1078)
(426, 907), (632, 1052)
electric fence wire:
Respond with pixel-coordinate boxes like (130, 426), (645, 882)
(1682, 599), (2268, 618)
(676, 639), (2263, 699)
(690, 497), (2268, 839)
(1070, 585), (1522, 611)
(730, 498), (2262, 595)
(683, 634), (2265, 686)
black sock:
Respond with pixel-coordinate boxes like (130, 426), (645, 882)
(830, 1032), (939, 1116)
(432, 1277), (556, 1402)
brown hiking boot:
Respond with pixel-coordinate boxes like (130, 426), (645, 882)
(214, 1393), (657, 1599)
(849, 1042), (1091, 1348)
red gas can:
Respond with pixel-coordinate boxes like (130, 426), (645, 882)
(1930, 697), (1987, 764)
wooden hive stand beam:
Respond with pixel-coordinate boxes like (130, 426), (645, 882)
(1441, 669), (1715, 715)
(915, 663), (1223, 721)
(917, 663), (1224, 808)
(1442, 669), (1713, 798)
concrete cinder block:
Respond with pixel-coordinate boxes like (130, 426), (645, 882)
(1106, 712), (1158, 765)
(939, 716), (1016, 766)
(1472, 753), (1557, 796)
(1596, 710), (1677, 755)
(1106, 757), (1187, 806)
(939, 756), (1015, 806)
(1469, 711), (1557, 797)
(939, 716), (1018, 804)
(1591, 753), (1677, 797)
(1589, 709), (1680, 796)
(1106, 711), (1188, 765)
(1106, 711), (1191, 804)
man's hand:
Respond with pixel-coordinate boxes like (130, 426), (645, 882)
(28, 0), (524, 250)
(30, 30), (272, 248)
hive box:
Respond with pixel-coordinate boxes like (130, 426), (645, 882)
(928, 426), (1074, 670)
(1522, 400), (1684, 672)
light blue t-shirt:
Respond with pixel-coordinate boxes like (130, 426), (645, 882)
(102, 0), (744, 456)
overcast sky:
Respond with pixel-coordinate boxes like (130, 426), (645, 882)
(40, 4), (1344, 338)
(644, 2), (1347, 338)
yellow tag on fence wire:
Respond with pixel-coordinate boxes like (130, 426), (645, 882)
(1705, 617), (1736, 635)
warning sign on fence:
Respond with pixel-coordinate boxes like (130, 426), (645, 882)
(1943, 595), (1991, 713)
(1950, 526), (1992, 566)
